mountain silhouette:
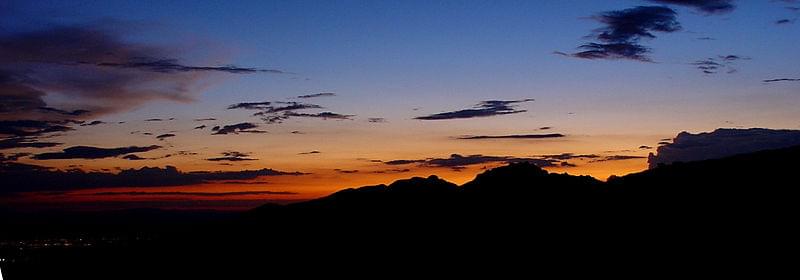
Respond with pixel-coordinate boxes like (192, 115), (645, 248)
(4, 145), (799, 278)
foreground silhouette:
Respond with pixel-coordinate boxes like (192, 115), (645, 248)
(3, 146), (799, 278)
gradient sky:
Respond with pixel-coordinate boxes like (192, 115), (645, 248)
(2, 0), (799, 210)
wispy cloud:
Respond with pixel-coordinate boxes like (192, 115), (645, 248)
(691, 55), (750, 74)
(212, 122), (267, 135)
(88, 190), (298, 197)
(415, 99), (533, 120)
(559, 6), (680, 61)
(646, 0), (735, 15)
(206, 151), (258, 162)
(31, 145), (161, 160)
(456, 133), (565, 140)
(297, 92), (336, 99)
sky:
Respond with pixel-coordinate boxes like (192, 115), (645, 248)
(1, 0), (799, 210)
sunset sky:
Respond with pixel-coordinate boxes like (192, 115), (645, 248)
(2, 0), (799, 210)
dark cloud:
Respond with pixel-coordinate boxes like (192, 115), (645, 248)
(539, 126), (552, 130)
(775, 18), (795, 24)
(89, 58), (285, 74)
(0, 137), (61, 150)
(206, 151), (258, 162)
(537, 153), (601, 161)
(88, 190), (297, 197)
(415, 99), (534, 120)
(37, 107), (91, 116)
(194, 125), (206, 130)
(648, 128), (800, 168)
(691, 55), (750, 74)
(122, 154), (147, 161)
(561, 6), (680, 61)
(383, 154), (559, 171)
(591, 155), (647, 162)
(230, 101), (322, 113)
(80, 120), (105, 126)
(763, 78), (800, 83)
(32, 145), (161, 160)
(297, 92), (336, 99)
(227, 102), (273, 110)
(646, 0), (735, 15)
(298, 150), (321, 155)
(145, 118), (164, 122)
(0, 165), (307, 194)
(212, 122), (267, 135)
(291, 131), (303, 134)
(228, 100), (354, 124)
(639, 145), (654, 150)
(384, 159), (427, 165)
(156, 133), (176, 140)
(456, 133), (565, 140)
(0, 152), (30, 162)
(283, 111), (354, 120)
(367, 118), (387, 123)
(193, 118), (216, 121)
(0, 120), (74, 138)
(372, 168), (411, 174)
(334, 169), (359, 174)
(0, 25), (280, 122)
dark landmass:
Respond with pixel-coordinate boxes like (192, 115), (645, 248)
(2, 145), (799, 278)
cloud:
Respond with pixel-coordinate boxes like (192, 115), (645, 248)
(537, 153), (601, 160)
(539, 126), (552, 130)
(297, 92), (336, 99)
(194, 125), (206, 130)
(456, 133), (565, 140)
(648, 128), (800, 168)
(0, 137), (61, 150)
(122, 154), (147, 161)
(31, 145), (161, 160)
(37, 107), (91, 116)
(156, 133), (176, 140)
(80, 120), (105, 126)
(383, 159), (427, 165)
(367, 118), (387, 123)
(193, 118), (216, 121)
(383, 154), (560, 171)
(230, 101), (322, 113)
(590, 155), (647, 162)
(414, 99), (534, 120)
(298, 150), (321, 155)
(0, 165), (308, 194)
(372, 168), (411, 174)
(0, 25), (280, 122)
(145, 118), (164, 122)
(776, 18), (796, 24)
(228, 100), (354, 123)
(0, 152), (30, 162)
(561, 6), (680, 61)
(88, 190), (297, 197)
(646, 0), (735, 15)
(212, 122), (267, 135)
(227, 102), (273, 110)
(283, 111), (354, 120)
(763, 78), (800, 83)
(334, 169), (359, 174)
(206, 151), (258, 162)
(0, 120), (74, 138)
(639, 145), (654, 150)
(691, 55), (750, 74)
(89, 58), (285, 74)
